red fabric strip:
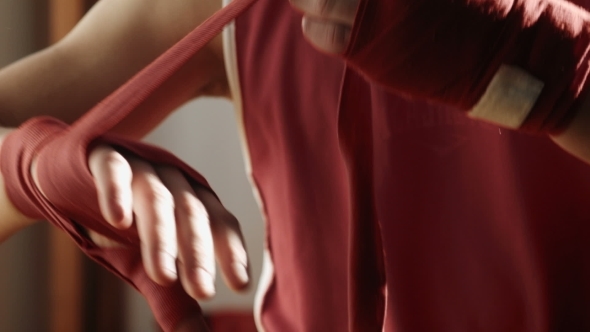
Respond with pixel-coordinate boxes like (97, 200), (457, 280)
(0, 0), (258, 330)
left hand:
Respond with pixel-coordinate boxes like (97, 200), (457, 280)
(289, 0), (360, 54)
(31, 144), (250, 302)
(84, 145), (250, 300)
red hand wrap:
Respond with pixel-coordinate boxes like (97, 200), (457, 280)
(344, 0), (590, 132)
(0, 0), (257, 330)
(1, 116), (204, 332)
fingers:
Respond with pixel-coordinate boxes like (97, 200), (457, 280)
(157, 167), (250, 299)
(89, 145), (249, 300)
(193, 185), (250, 292)
(128, 157), (179, 285)
(156, 166), (216, 300)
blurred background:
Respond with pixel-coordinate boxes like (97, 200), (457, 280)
(0, 0), (264, 330)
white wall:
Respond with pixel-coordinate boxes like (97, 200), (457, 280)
(126, 98), (265, 331)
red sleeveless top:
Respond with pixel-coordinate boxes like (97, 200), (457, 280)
(234, 0), (590, 331)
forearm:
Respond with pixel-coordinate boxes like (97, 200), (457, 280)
(0, 45), (108, 127)
(0, 0), (224, 138)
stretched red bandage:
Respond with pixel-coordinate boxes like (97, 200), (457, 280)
(0, 0), (257, 330)
(343, 0), (590, 132)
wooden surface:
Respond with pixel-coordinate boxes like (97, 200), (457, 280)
(47, 1), (85, 331)
(49, 0), (84, 44)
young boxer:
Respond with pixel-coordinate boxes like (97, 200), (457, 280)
(4, 0), (590, 331)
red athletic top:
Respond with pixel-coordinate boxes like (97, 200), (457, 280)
(235, 0), (590, 331)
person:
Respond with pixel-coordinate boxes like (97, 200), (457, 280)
(3, 0), (590, 331)
(0, 1), (240, 330)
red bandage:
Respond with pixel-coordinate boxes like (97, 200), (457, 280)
(344, 0), (590, 132)
(0, 0), (257, 330)
(1, 117), (212, 331)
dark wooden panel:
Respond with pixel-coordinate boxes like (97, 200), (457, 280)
(47, 1), (125, 331)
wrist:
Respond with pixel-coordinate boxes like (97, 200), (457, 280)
(0, 127), (38, 242)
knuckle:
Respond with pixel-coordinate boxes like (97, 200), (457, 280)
(150, 239), (177, 258)
(103, 176), (126, 196)
(181, 243), (214, 270)
(89, 145), (109, 161)
(103, 180), (122, 202)
(175, 193), (208, 221)
(324, 24), (342, 47)
(145, 181), (174, 207)
(182, 264), (214, 287)
(307, 20), (349, 54)
(183, 266), (200, 283)
(103, 150), (128, 170)
(148, 223), (177, 251)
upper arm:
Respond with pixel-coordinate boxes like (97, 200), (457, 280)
(0, 0), (224, 137)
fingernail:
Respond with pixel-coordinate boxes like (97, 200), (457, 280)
(233, 262), (249, 285)
(198, 268), (216, 296)
(160, 252), (178, 278)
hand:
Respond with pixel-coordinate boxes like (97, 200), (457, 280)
(88, 145), (251, 299)
(290, 0), (360, 54)
(34, 144), (250, 302)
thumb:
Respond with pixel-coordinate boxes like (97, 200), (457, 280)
(302, 17), (351, 54)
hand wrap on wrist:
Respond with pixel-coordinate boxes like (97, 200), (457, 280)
(344, 0), (590, 133)
(1, 112), (206, 332)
